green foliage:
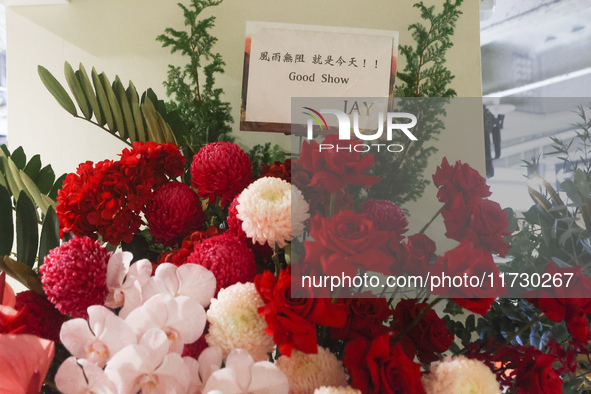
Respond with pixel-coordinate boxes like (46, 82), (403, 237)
(504, 106), (591, 275)
(0, 146), (63, 294)
(367, 0), (463, 205)
(157, 0), (234, 150)
(39, 63), (180, 147)
(248, 143), (286, 178)
(0, 145), (62, 215)
(397, 0), (464, 98)
(497, 106), (591, 391)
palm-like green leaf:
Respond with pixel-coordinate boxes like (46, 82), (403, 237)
(16, 191), (38, 268)
(39, 63), (182, 146)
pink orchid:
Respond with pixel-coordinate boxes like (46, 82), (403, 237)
(0, 333), (54, 393)
(203, 349), (289, 394)
(105, 252), (152, 318)
(104, 328), (191, 394)
(142, 262), (216, 307)
(125, 293), (206, 354)
(198, 346), (223, 385)
(55, 356), (117, 394)
(60, 305), (137, 367)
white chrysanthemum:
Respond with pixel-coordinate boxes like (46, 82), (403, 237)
(314, 387), (361, 394)
(422, 356), (501, 394)
(276, 346), (348, 394)
(206, 282), (274, 361)
(236, 177), (309, 247)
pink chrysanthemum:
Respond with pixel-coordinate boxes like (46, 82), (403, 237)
(227, 196), (274, 261)
(314, 387), (361, 394)
(359, 199), (408, 236)
(14, 291), (66, 342)
(190, 142), (253, 207)
(145, 181), (206, 246)
(276, 346), (348, 394)
(236, 177), (309, 247)
(422, 356), (501, 394)
(40, 236), (111, 318)
(186, 233), (256, 295)
(206, 282), (274, 361)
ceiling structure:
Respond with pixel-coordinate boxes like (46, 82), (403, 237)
(482, 0), (591, 99)
(481, 0), (591, 210)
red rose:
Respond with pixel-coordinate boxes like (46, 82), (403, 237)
(344, 334), (426, 394)
(442, 194), (511, 256)
(390, 299), (454, 363)
(332, 293), (392, 341)
(431, 239), (506, 314)
(292, 160), (355, 218)
(432, 157), (491, 207)
(472, 344), (563, 393)
(298, 134), (381, 193)
(403, 233), (437, 275)
(526, 262), (591, 343)
(260, 159), (291, 182)
(14, 291), (66, 342)
(515, 352), (563, 394)
(304, 211), (394, 277)
(255, 269), (348, 356)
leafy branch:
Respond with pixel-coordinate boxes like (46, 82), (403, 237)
(157, 0), (233, 150)
(397, 0), (464, 98)
(368, 0), (463, 205)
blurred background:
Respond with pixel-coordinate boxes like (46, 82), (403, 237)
(481, 0), (591, 211)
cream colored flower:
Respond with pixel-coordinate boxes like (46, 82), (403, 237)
(276, 346), (348, 394)
(314, 387), (361, 394)
(206, 282), (274, 361)
(236, 177), (309, 247)
(422, 356), (501, 394)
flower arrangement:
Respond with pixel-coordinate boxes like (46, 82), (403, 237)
(2, 129), (588, 393)
(2, 0), (591, 393)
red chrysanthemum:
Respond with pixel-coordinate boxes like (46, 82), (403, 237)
(190, 142), (253, 207)
(14, 291), (66, 342)
(157, 226), (223, 267)
(360, 199), (408, 236)
(146, 182), (206, 247)
(186, 233), (256, 295)
(39, 236), (111, 318)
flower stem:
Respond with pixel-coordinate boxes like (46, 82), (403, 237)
(329, 193), (336, 218)
(502, 312), (546, 347)
(391, 297), (442, 346)
(419, 206), (444, 234)
(272, 242), (282, 277)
